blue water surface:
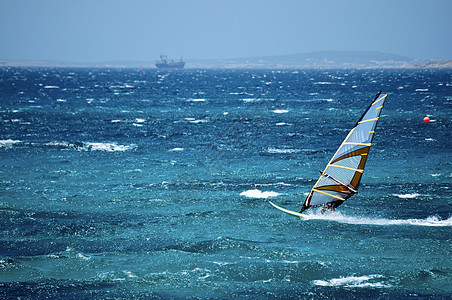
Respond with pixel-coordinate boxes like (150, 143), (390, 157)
(0, 67), (451, 298)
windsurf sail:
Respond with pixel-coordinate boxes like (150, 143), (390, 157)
(300, 92), (388, 212)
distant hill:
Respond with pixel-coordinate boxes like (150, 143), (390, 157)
(1, 51), (451, 69)
(188, 51), (424, 69)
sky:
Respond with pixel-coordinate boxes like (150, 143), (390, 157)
(0, 0), (451, 62)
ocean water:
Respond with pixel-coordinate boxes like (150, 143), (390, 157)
(0, 67), (451, 299)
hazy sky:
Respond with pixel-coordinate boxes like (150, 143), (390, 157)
(1, 0), (451, 62)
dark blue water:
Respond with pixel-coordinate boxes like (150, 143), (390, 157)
(1, 67), (451, 298)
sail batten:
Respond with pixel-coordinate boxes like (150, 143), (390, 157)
(358, 117), (379, 124)
(312, 189), (346, 201)
(328, 164), (364, 173)
(344, 142), (372, 146)
(301, 92), (388, 212)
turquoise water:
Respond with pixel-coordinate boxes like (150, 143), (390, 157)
(0, 68), (451, 298)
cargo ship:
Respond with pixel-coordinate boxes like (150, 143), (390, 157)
(155, 55), (185, 69)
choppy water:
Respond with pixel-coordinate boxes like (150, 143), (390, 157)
(0, 67), (451, 298)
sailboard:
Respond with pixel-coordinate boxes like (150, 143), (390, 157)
(269, 201), (309, 218)
(271, 92), (388, 217)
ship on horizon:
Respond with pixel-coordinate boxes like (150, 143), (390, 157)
(155, 55), (185, 69)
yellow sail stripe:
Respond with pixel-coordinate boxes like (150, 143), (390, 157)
(358, 117), (379, 124)
(344, 142), (372, 146)
(372, 94), (387, 105)
(376, 106), (383, 110)
(313, 189), (345, 201)
(368, 130), (375, 133)
(328, 164), (364, 173)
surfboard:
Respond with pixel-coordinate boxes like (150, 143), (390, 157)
(269, 201), (308, 218)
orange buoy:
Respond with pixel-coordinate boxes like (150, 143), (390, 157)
(423, 116), (430, 123)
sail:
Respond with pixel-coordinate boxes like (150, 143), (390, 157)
(301, 92), (388, 212)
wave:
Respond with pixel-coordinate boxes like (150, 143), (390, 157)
(268, 148), (299, 154)
(83, 142), (135, 152)
(187, 98), (206, 102)
(392, 193), (421, 199)
(44, 141), (136, 152)
(0, 140), (136, 152)
(189, 119), (208, 124)
(240, 189), (282, 199)
(272, 109), (289, 114)
(0, 139), (22, 148)
(304, 211), (452, 227)
(313, 274), (391, 288)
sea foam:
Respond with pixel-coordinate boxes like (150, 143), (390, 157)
(268, 148), (299, 154)
(313, 274), (391, 288)
(44, 141), (136, 152)
(240, 189), (281, 199)
(272, 109), (289, 114)
(303, 211), (452, 227)
(0, 139), (21, 148)
(83, 142), (136, 152)
(392, 193), (421, 199)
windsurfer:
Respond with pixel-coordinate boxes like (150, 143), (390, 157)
(321, 201), (341, 213)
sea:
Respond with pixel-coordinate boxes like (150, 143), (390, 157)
(0, 67), (451, 299)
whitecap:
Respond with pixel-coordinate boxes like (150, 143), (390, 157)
(190, 119), (208, 124)
(212, 261), (233, 266)
(268, 148), (299, 154)
(44, 141), (71, 148)
(240, 189), (281, 199)
(313, 275), (391, 288)
(415, 88), (429, 92)
(272, 109), (289, 114)
(169, 148), (184, 151)
(393, 193), (420, 199)
(276, 122), (293, 126)
(135, 118), (146, 123)
(44, 85), (59, 89)
(83, 142), (136, 152)
(283, 260), (299, 264)
(56, 99), (66, 102)
(0, 139), (21, 148)
(123, 270), (137, 278)
(76, 253), (91, 260)
(187, 98), (206, 102)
